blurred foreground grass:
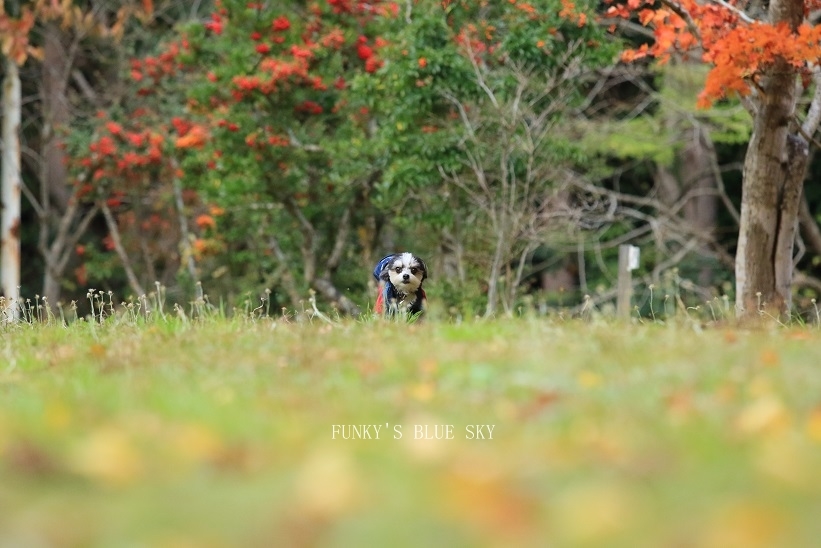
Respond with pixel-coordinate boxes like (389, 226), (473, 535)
(2, 316), (821, 547)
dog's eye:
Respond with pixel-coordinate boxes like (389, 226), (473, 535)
(410, 268), (417, 274)
(395, 267), (402, 273)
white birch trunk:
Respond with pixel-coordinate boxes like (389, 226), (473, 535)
(1, 58), (22, 321)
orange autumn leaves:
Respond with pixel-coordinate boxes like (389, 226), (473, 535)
(0, 7), (36, 65)
(611, 0), (821, 107)
(174, 124), (209, 149)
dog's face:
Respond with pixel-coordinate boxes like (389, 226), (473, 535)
(385, 252), (427, 295)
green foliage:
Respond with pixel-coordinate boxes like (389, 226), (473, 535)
(363, 0), (618, 209)
(580, 64), (751, 167)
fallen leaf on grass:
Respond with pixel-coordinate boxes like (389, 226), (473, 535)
(69, 427), (143, 487)
(4, 438), (57, 476)
(713, 382), (738, 405)
(805, 406), (821, 442)
(293, 447), (362, 519)
(552, 480), (640, 544)
(785, 330), (812, 341)
(735, 396), (790, 436)
(723, 330), (738, 344)
(754, 437), (813, 488)
(577, 370), (602, 389)
(402, 413), (453, 463)
(409, 382), (435, 402)
(758, 349), (780, 367)
(699, 501), (789, 548)
(44, 402), (72, 432)
(356, 360), (381, 378)
(518, 391), (561, 420)
(440, 463), (538, 539)
(665, 389), (694, 423)
(171, 423), (223, 465)
(89, 343), (106, 359)
(418, 358), (438, 377)
(572, 419), (633, 466)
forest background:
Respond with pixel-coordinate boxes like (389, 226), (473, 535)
(3, 0), (821, 320)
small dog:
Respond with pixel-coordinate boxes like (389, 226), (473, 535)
(373, 252), (428, 318)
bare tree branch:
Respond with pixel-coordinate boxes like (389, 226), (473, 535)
(100, 200), (146, 298)
(709, 0), (757, 23)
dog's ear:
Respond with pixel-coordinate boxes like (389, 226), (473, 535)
(374, 254), (396, 281)
(416, 257), (428, 281)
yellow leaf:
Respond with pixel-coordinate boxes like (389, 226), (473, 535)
(577, 370), (602, 389)
(294, 447), (361, 518)
(70, 427), (142, 486)
(736, 396), (790, 436)
(409, 381), (435, 401)
(699, 501), (788, 548)
(553, 481), (639, 543)
(441, 463), (537, 537)
(44, 402), (71, 431)
(805, 407), (821, 442)
(754, 437), (811, 487)
(172, 423), (223, 464)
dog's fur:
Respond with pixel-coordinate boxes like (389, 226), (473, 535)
(373, 252), (427, 318)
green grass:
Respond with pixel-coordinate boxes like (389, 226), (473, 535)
(2, 315), (821, 547)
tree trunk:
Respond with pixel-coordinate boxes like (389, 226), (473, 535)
(40, 22), (73, 305)
(681, 126), (719, 287)
(484, 231), (505, 317)
(799, 191), (821, 257)
(1, 58), (22, 320)
(41, 22), (71, 211)
(735, 55), (807, 319)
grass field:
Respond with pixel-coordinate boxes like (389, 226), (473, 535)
(2, 311), (821, 547)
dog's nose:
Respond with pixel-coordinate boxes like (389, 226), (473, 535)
(403, 273), (410, 281)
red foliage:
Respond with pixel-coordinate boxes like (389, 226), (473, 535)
(365, 57), (383, 73)
(267, 134), (290, 146)
(272, 16), (291, 31)
(75, 263), (88, 286)
(103, 235), (116, 251)
(95, 136), (118, 156)
(106, 122), (123, 135)
(171, 117), (193, 136)
(321, 29), (346, 49)
(204, 13), (224, 35)
(328, 0), (354, 14)
(296, 101), (324, 115)
(357, 42), (374, 60)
